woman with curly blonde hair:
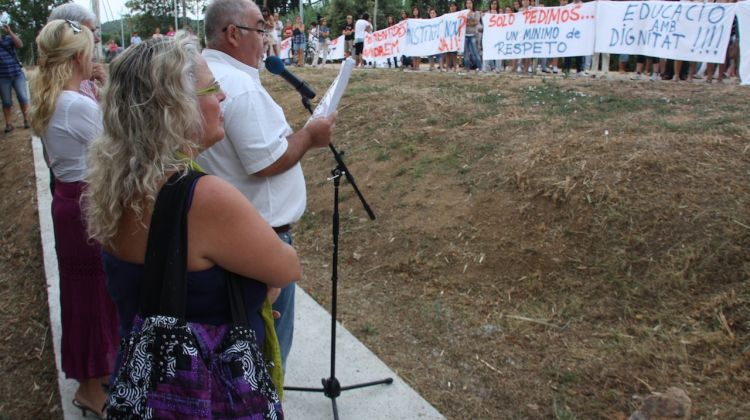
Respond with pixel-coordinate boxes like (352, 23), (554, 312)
(29, 19), (119, 417)
(84, 35), (299, 415)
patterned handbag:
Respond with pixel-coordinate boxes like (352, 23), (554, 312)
(106, 170), (283, 419)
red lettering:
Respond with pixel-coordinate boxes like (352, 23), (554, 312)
(523, 4), (583, 25)
(488, 13), (516, 28)
(570, 4), (581, 21)
(523, 10), (535, 24)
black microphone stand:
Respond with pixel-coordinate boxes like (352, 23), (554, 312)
(283, 98), (392, 419)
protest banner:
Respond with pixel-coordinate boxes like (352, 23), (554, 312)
(279, 37), (292, 62)
(737, 1), (749, 85)
(362, 20), (407, 65)
(402, 10), (468, 57)
(482, 3), (597, 60)
(328, 35), (346, 61)
(595, 1), (737, 63)
(362, 11), (468, 65)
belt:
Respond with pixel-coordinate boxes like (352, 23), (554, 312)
(273, 224), (291, 234)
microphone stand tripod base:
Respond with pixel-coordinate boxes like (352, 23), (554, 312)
(283, 162), (391, 419)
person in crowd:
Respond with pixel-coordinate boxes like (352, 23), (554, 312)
(619, 54), (629, 73)
(482, 0), (501, 73)
(590, 51), (610, 79)
(307, 20), (318, 62)
(29, 19), (119, 418)
(631, 55), (659, 81)
(560, 0), (585, 76)
(342, 15), (354, 58)
(725, 16), (738, 79)
(0, 20), (29, 133)
(463, 0), (482, 73)
(410, 6), (423, 71)
(354, 12), (372, 68)
(508, 0), (522, 72)
(197, 0), (336, 371)
(385, 15), (399, 68)
(260, 7), (277, 57)
(313, 17), (330, 67)
(519, 0), (534, 73)
(106, 38), (118, 62)
(129, 31), (141, 46)
(283, 19), (293, 39)
(671, 59), (696, 82)
(166, 24), (176, 36)
(152, 27), (163, 38)
(707, 13), (737, 83)
(261, 7), (278, 56)
(428, 8), (442, 71)
(49, 3), (107, 102)
(273, 11), (283, 56)
(444, 2), (459, 72)
(503, 0), (516, 75)
(292, 15), (305, 66)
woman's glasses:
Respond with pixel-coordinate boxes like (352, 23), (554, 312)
(196, 80), (222, 96)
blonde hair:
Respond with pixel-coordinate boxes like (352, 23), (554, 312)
(29, 20), (94, 135)
(84, 35), (203, 248)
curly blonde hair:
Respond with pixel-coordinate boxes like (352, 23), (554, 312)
(29, 20), (94, 135)
(84, 35), (204, 248)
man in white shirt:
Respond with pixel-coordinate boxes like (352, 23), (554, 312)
(129, 32), (141, 46)
(198, 0), (335, 370)
(354, 12), (372, 67)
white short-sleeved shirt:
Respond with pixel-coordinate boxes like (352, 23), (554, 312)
(42, 91), (102, 182)
(354, 19), (370, 41)
(196, 49), (306, 228)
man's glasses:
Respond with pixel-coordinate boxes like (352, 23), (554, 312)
(65, 19), (82, 34)
(222, 24), (267, 35)
(196, 80), (222, 97)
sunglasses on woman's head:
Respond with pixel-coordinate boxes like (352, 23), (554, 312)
(65, 19), (82, 34)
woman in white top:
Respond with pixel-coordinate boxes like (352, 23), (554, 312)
(29, 19), (119, 418)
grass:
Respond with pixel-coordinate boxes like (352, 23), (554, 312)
(268, 68), (750, 419)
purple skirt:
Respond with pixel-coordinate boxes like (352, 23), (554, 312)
(51, 180), (119, 381)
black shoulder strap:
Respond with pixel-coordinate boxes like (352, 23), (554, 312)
(140, 170), (204, 318)
(139, 169), (251, 327)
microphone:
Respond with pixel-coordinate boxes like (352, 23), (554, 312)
(264, 56), (316, 99)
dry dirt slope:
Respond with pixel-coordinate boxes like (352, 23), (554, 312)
(267, 69), (750, 419)
(0, 69), (748, 419)
(0, 120), (60, 418)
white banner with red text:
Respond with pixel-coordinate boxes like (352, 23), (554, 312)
(482, 3), (597, 60)
(362, 11), (469, 65)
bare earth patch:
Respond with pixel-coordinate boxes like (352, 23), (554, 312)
(0, 115), (60, 418)
(1, 68), (749, 419)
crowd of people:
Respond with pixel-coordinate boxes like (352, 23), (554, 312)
(258, 0), (740, 82)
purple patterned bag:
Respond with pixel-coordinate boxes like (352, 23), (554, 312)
(106, 171), (283, 419)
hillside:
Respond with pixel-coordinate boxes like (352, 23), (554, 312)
(0, 68), (748, 418)
(269, 69), (750, 418)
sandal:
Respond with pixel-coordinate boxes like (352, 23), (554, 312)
(4, 125), (13, 134)
(72, 399), (105, 419)
(23, 121), (30, 129)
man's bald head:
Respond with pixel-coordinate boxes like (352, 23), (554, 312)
(204, 0), (257, 48)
